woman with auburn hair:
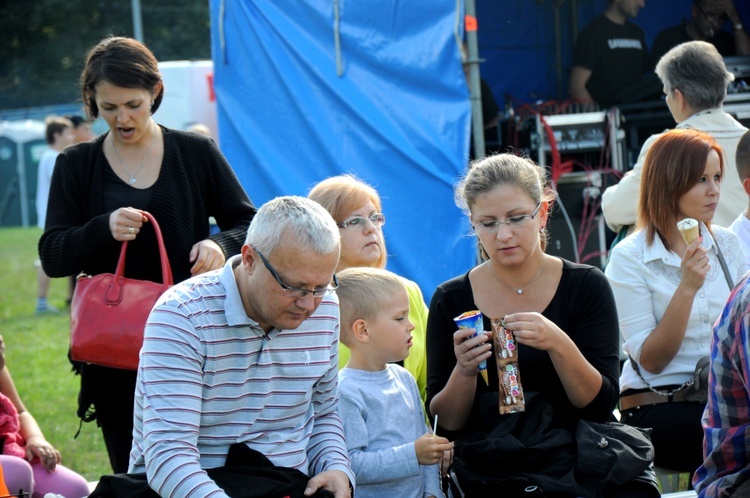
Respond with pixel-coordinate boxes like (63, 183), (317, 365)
(606, 129), (746, 473)
(308, 174), (429, 401)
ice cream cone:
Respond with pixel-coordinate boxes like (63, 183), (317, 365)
(454, 310), (489, 385)
(677, 218), (699, 244)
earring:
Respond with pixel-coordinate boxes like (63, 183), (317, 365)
(150, 101), (154, 107)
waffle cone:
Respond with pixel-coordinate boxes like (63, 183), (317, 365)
(679, 225), (699, 244)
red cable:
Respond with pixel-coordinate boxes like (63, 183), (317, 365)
(501, 97), (624, 265)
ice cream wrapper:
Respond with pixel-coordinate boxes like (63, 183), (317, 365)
(454, 310), (489, 385)
(492, 318), (525, 414)
(677, 218), (699, 244)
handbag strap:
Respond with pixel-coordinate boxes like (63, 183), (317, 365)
(628, 356), (693, 397)
(107, 212), (173, 304)
(703, 227), (733, 290)
(714, 242), (734, 291)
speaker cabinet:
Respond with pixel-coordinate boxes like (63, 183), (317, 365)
(546, 171), (618, 269)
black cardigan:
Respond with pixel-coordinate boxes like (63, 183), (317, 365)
(39, 126), (256, 284)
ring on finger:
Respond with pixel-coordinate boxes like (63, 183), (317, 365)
(128, 227), (135, 235)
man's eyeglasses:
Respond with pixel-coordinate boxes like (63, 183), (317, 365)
(251, 245), (338, 299)
(338, 213), (386, 229)
(472, 203), (542, 234)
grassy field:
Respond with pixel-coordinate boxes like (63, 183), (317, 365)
(0, 227), (111, 483)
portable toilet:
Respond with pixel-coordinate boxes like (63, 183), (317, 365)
(0, 120), (46, 227)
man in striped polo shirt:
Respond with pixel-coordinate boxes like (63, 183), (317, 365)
(129, 196), (354, 497)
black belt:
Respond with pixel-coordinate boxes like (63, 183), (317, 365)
(619, 390), (689, 411)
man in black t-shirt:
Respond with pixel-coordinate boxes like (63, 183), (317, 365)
(569, 0), (651, 108)
(651, 0), (749, 65)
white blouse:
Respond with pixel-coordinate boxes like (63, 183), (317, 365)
(728, 212), (750, 270)
(605, 224), (746, 391)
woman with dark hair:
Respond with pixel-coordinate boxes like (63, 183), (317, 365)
(38, 37), (256, 473)
(606, 129), (746, 473)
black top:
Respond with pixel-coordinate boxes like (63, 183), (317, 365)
(425, 259), (620, 440)
(572, 14), (651, 107)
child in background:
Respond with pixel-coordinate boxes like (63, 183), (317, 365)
(35, 116), (74, 314)
(336, 267), (452, 498)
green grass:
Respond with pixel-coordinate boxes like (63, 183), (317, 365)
(0, 227), (111, 483)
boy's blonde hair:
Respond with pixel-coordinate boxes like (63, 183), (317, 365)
(336, 267), (406, 347)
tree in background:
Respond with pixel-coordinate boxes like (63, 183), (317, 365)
(0, 0), (210, 110)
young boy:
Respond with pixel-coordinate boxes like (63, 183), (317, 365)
(336, 267), (452, 498)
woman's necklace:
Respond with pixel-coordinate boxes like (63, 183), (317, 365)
(488, 258), (546, 295)
(111, 121), (158, 185)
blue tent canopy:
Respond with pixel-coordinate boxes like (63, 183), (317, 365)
(209, 0), (476, 300)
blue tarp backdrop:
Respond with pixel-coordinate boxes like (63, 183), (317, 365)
(209, 0), (476, 299)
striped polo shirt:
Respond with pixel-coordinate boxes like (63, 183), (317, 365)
(129, 255), (353, 497)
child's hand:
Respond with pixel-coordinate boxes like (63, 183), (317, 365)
(414, 433), (453, 465)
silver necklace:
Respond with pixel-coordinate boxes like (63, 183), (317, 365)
(111, 122), (158, 185)
(488, 258), (546, 295)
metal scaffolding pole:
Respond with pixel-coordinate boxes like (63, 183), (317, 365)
(464, 0), (486, 159)
(132, 0), (144, 41)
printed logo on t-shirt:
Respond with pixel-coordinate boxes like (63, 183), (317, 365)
(608, 39), (643, 50)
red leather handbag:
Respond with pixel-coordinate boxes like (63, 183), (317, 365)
(70, 211), (173, 370)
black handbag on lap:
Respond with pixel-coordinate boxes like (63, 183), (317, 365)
(449, 393), (659, 498)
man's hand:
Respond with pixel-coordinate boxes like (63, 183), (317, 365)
(304, 470), (352, 498)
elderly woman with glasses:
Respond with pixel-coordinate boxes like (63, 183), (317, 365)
(308, 175), (430, 403)
(425, 153), (628, 494)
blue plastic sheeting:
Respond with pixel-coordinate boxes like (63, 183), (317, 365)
(209, 0), (475, 300)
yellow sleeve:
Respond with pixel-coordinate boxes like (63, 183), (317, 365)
(338, 342), (351, 370)
(402, 278), (429, 403)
